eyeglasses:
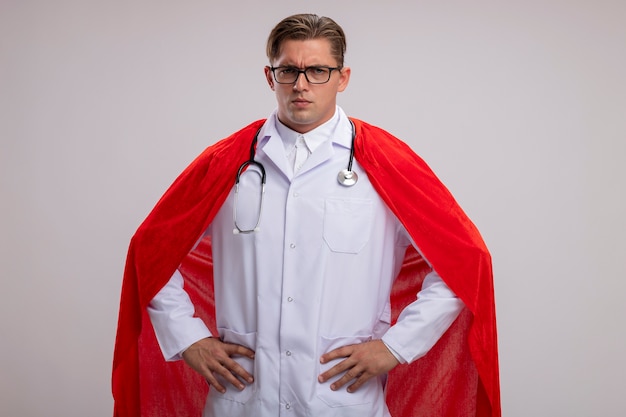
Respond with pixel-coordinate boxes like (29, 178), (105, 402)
(270, 66), (341, 84)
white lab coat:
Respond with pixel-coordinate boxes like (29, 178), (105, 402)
(149, 108), (464, 417)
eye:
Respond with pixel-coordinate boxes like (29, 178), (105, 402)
(310, 67), (329, 74)
(280, 67), (297, 75)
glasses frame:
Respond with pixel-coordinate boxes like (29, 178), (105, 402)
(270, 66), (342, 84)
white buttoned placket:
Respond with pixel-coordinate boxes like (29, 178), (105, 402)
(282, 135), (312, 415)
(278, 171), (320, 415)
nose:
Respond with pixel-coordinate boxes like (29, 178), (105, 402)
(292, 71), (309, 91)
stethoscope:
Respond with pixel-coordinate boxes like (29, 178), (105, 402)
(233, 120), (358, 234)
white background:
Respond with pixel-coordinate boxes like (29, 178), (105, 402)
(1, 1), (625, 416)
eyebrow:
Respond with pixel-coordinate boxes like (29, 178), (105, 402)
(274, 64), (335, 68)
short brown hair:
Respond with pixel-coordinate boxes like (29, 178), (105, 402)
(266, 14), (347, 67)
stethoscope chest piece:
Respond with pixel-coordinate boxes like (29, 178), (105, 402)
(337, 169), (358, 187)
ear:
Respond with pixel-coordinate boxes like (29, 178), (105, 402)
(264, 66), (275, 91)
(337, 66), (351, 92)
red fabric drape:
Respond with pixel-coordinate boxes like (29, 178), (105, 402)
(112, 118), (500, 417)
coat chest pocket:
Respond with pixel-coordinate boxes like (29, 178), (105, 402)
(323, 197), (373, 254)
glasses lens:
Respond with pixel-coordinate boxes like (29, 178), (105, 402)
(274, 67), (297, 83)
(273, 67), (333, 84)
(305, 67), (331, 84)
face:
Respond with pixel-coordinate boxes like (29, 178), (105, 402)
(264, 38), (351, 133)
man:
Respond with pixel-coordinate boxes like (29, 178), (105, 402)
(112, 14), (500, 417)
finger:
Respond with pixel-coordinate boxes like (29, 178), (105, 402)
(225, 343), (256, 360)
(329, 367), (364, 391)
(191, 358), (233, 392)
(318, 357), (354, 383)
(212, 360), (249, 390)
(221, 356), (254, 384)
(204, 370), (227, 394)
(320, 345), (353, 364)
(346, 372), (371, 393)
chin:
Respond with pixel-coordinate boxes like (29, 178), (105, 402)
(286, 114), (316, 128)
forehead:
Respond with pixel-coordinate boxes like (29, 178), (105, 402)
(273, 38), (337, 66)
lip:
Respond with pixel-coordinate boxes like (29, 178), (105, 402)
(292, 98), (311, 106)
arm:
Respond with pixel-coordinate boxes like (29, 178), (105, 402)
(147, 269), (212, 360)
(148, 270), (255, 393)
(382, 270), (465, 364)
(319, 263), (464, 392)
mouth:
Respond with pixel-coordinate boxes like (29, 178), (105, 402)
(291, 98), (311, 107)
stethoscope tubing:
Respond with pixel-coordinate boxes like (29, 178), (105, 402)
(235, 120), (356, 187)
(232, 120), (357, 234)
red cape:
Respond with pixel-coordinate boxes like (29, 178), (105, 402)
(112, 118), (500, 417)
